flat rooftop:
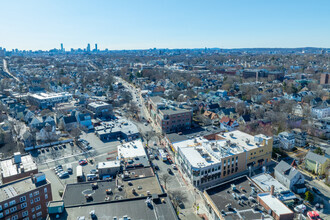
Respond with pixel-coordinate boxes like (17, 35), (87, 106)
(0, 154), (37, 179)
(98, 160), (121, 169)
(251, 174), (296, 201)
(62, 180), (126, 207)
(119, 175), (162, 199)
(251, 174), (290, 194)
(159, 107), (191, 115)
(178, 139), (245, 168)
(95, 118), (139, 136)
(218, 130), (272, 151)
(88, 101), (111, 108)
(118, 139), (147, 159)
(0, 177), (48, 201)
(258, 193), (293, 215)
(205, 175), (272, 220)
(29, 92), (71, 100)
(50, 194), (178, 220)
(166, 125), (222, 144)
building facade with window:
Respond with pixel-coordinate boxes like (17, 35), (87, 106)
(0, 173), (52, 220)
(176, 130), (273, 188)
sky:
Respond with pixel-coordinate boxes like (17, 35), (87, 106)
(0, 0), (330, 51)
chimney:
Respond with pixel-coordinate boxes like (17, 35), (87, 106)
(270, 185), (274, 196)
(291, 160), (297, 168)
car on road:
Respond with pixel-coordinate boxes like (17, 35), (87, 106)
(172, 164), (177, 170)
(311, 187), (322, 195)
(167, 168), (173, 175)
(67, 168), (73, 174)
(70, 142), (74, 146)
(144, 123), (148, 126)
(54, 146), (58, 150)
(79, 159), (88, 165)
(154, 165), (159, 170)
(178, 200), (184, 209)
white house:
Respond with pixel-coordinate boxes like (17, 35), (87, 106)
(274, 160), (306, 194)
(278, 131), (295, 150)
(311, 106), (330, 119)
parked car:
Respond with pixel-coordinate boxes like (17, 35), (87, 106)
(154, 165), (159, 170)
(59, 172), (69, 178)
(167, 168), (173, 175)
(90, 169), (97, 174)
(307, 211), (321, 220)
(67, 168), (73, 174)
(79, 159), (88, 165)
(172, 164), (177, 170)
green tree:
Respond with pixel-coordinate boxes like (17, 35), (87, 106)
(314, 147), (323, 155)
(305, 191), (314, 203)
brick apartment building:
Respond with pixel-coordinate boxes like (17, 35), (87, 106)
(147, 96), (192, 134)
(0, 153), (52, 220)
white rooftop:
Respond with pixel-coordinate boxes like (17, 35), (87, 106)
(172, 137), (208, 152)
(117, 139), (147, 159)
(258, 193), (293, 215)
(98, 160), (121, 169)
(178, 138), (246, 168)
(88, 101), (111, 108)
(218, 130), (272, 151)
(251, 174), (290, 194)
(0, 154), (37, 178)
(29, 92), (72, 100)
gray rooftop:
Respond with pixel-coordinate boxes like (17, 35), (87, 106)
(0, 176), (48, 201)
(49, 194), (178, 220)
(166, 125), (222, 144)
(205, 175), (270, 220)
(274, 161), (301, 181)
(305, 151), (329, 164)
(95, 118), (139, 136)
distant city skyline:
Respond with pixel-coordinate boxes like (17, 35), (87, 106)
(1, 0), (330, 50)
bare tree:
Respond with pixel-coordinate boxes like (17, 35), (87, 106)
(169, 190), (188, 210)
(159, 173), (171, 190)
(143, 131), (155, 147)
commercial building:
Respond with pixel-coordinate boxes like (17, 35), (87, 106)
(0, 153), (38, 184)
(97, 160), (121, 178)
(203, 175), (272, 220)
(177, 138), (246, 188)
(147, 96), (192, 134)
(87, 101), (113, 119)
(257, 192), (294, 220)
(28, 92), (72, 109)
(217, 131), (273, 168)
(251, 174), (297, 205)
(95, 119), (139, 142)
(0, 173), (52, 220)
(117, 139), (149, 167)
(48, 194), (177, 220)
(175, 130), (273, 188)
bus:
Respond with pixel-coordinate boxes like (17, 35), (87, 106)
(76, 165), (84, 182)
(158, 149), (167, 161)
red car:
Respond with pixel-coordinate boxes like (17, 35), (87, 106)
(79, 159), (88, 166)
(167, 156), (173, 164)
(307, 211), (321, 220)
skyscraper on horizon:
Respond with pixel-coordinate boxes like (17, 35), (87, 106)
(95, 43), (98, 51)
(87, 43), (91, 52)
(61, 43), (64, 52)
